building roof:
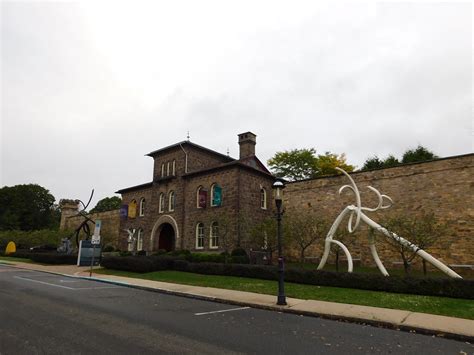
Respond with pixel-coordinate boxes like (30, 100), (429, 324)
(183, 156), (273, 179)
(146, 140), (235, 162)
(115, 182), (153, 194)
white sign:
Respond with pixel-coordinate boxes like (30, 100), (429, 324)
(93, 220), (102, 237)
(91, 235), (101, 245)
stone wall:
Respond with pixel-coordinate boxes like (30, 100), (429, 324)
(283, 154), (474, 271)
(61, 208), (121, 248)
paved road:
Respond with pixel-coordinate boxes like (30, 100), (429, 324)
(0, 264), (472, 354)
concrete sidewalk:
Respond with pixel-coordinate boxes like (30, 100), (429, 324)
(3, 260), (474, 342)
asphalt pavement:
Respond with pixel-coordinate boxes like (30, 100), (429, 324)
(0, 264), (472, 354)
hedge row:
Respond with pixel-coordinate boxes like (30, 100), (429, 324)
(0, 229), (71, 250)
(101, 256), (474, 299)
(6, 250), (77, 265)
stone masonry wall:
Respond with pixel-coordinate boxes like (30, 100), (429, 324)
(284, 154), (474, 270)
(62, 209), (121, 248)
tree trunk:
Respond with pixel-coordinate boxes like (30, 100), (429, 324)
(402, 256), (410, 276)
(335, 250), (340, 272)
(300, 248), (305, 263)
(422, 259), (427, 276)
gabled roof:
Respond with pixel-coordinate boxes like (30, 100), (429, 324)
(183, 156), (274, 179)
(115, 182), (153, 194)
(146, 140), (235, 162)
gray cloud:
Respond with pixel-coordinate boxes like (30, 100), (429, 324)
(1, 1), (472, 208)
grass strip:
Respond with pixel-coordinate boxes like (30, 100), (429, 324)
(0, 256), (36, 264)
(95, 268), (474, 320)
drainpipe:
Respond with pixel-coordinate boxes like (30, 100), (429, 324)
(179, 143), (188, 173)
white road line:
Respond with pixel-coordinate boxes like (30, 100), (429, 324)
(59, 280), (80, 283)
(14, 276), (76, 290)
(194, 307), (250, 316)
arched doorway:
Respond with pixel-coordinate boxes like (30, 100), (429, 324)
(158, 223), (175, 251)
(150, 215), (180, 252)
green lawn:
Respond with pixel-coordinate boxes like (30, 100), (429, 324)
(94, 268), (474, 320)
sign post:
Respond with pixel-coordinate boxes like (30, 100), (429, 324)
(90, 220), (101, 277)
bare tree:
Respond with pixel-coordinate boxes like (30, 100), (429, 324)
(249, 217), (279, 264)
(381, 213), (447, 276)
(285, 210), (328, 263)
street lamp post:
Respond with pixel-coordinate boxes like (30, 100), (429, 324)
(273, 180), (287, 306)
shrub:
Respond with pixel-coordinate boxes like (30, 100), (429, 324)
(101, 256), (155, 273)
(137, 250), (147, 256)
(231, 248), (248, 257)
(29, 253), (77, 265)
(188, 253), (225, 263)
(8, 251), (77, 265)
(0, 229), (71, 250)
(103, 245), (115, 252)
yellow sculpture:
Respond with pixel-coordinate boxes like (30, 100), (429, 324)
(5, 241), (16, 255)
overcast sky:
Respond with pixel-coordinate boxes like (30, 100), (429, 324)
(1, 1), (472, 208)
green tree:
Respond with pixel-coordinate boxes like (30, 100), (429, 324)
(361, 156), (384, 171)
(268, 148), (355, 181)
(361, 145), (437, 171)
(402, 145), (438, 164)
(0, 184), (58, 231)
(383, 155), (400, 168)
(316, 152), (354, 176)
(267, 148), (318, 181)
(90, 196), (122, 213)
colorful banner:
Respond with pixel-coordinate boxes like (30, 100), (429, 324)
(213, 185), (222, 206)
(120, 205), (128, 218)
(128, 201), (137, 218)
(199, 190), (207, 208)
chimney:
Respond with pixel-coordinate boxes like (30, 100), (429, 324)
(238, 132), (257, 159)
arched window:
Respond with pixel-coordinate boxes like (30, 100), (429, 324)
(195, 223), (204, 249)
(159, 193), (165, 213)
(128, 200), (137, 218)
(137, 229), (144, 251)
(260, 188), (267, 210)
(210, 183), (222, 207)
(172, 160), (176, 176)
(168, 191), (175, 212)
(210, 221), (219, 249)
(167, 162), (170, 176)
(196, 186), (206, 208)
(161, 163), (165, 177)
(139, 198), (146, 216)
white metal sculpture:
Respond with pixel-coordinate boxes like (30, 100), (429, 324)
(317, 168), (462, 279)
(124, 228), (136, 251)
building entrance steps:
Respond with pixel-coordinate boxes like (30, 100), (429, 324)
(2, 260), (473, 342)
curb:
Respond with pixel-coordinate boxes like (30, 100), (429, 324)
(4, 263), (473, 343)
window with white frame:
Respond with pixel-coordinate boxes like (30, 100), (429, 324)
(195, 223), (204, 249)
(159, 193), (165, 213)
(210, 183), (222, 207)
(210, 221), (219, 249)
(137, 229), (144, 251)
(172, 160), (176, 176)
(161, 163), (165, 177)
(260, 188), (267, 210)
(139, 198), (146, 216)
(168, 191), (175, 212)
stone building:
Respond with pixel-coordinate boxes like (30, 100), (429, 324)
(117, 132), (275, 253)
